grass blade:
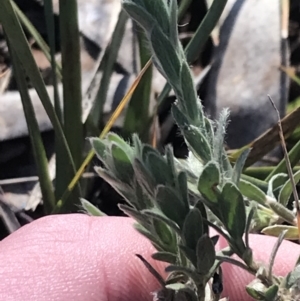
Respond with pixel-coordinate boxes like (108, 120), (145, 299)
(9, 46), (55, 214)
(56, 0), (83, 208)
(0, 0), (77, 186)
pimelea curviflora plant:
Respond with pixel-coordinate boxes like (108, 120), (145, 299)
(89, 0), (300, 300)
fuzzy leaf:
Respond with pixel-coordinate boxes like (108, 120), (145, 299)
(146, 152), (173, 185)
(182, 208), (203, 250)
(179, 245), (197, 267)
(246, 281), (266, 300)
(177, 172), (190, 213)
(119, 204), (151, 227)
(152, 251), (177, 264)
(171, 104), (190, 128)
(180, 62), (199, 122)
(133, 223), (165, 252)
(165, 265), (199, 282)
(122, 2), (157, 34)
(264, 285), (279, 301)
(133, 158), (156, 197)
(261, 225), (299, 240)
(196, 234), (215, 275)
(219, 182), (246, 240)
(278, 170), (300, 206)
(239, 179), (266, 206)
(267, 173), (288, 199)
(203, 118), (214, 148)
(90, 138), (106, 161)
(285, 265), (300, 289)
(107, 133), (133, 157)
(150, 26), (181, 86)
(183, 125), (212, 163)
(168, 0), (179, 48)
(152, 219), (176, 249)
(266, 199), (295, 224)
(142, 208), (181, 235)
(155, 185), (188, 229)
(194, 201), (208, 234)
(80, 198), (106, 216)
(232, 148), (251, 184)
(198, 161), (220, 203)
(111, 143), (134, 182)
(213, 109), (229, 166)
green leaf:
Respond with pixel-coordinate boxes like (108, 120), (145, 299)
(198, 161), (220, 203)
(278, 170), (300, 206)
(266, 199), (295, 225)
(213, 108), (229, 166)
(142, 208), (181, 235)
(180, 62), (199, 122)
(80, 199), (106, 216)
(246, 281), (267, 300)
(194, 201), (208, 234)
(177, 172), (190, 214)
(244, 205), (255, 248)
(111, 143), (134, 182)
(264, 284), (279, 301)
(107, 133), (133, 157)
(122, 2), (158, 34)
(150, 26), (181, 86)
(152, 252), (177, 264)
(90, 138), (107, 161)
(179, 245), (197, 267)
(261, 225), (299, 240)
(133, 223), (165, 252)
(183, 125), (212, 163)
(267, 173), (288, 198)
(239, 179), (267, 206)
(146, 153), (174, 186)
(168, 0), (179, 48)
(285, 265), (300, 289)
(155, 186), (188, 229)
(196, 234), (215, 275)
(171, 103), (190, 128)
(165, 265), (199, 282)
(219, 182), (246, 240)
(232, 148), (251, 184)
(152, 219), (176, 249)
(182, 208), (203, 250)
(133, 158), (156, 197)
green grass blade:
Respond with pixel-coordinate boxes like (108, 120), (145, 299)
(0, 0), (78, 205)
(265, 139), (300, 182)
(55, 0), (83, 208)
(11, 0), (62, 78)
(123, 28), (153, 141)
(87, 9), (128, 129)
(9, 46), (55, 214)
(43, 0), (62, 121)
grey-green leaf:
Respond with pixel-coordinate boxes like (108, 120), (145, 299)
(80, 198), (106, 216)
(198, 161), (220, 203)
(182, 208), (203, 250)
(90, 138), (106, 161)
(219, 182), (246, 240)
(155, 185), (188, 229)
(232, 148), (251, 185)
(152, 251), (177, 264)
(183, 125), (212, 164)
(196, 234), (215, 275)
(239, 179), (266, 206)
(278, 170), (300, 206)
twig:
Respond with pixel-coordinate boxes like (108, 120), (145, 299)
(268, 95), (300, 242)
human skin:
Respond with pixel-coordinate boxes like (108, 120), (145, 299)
(0, 214), (298, 301)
